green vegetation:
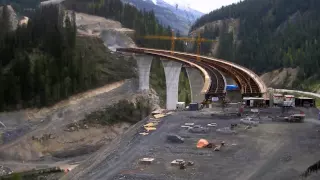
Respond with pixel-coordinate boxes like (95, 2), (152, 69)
(0, 4), (134, 111)
(5, 172), (22, 180)
(178, 69), (191, 105)
(0, 169), (64, 180)
(292, 76), (320, 93)
(63, 0), (191, 106)
(150, 59), (166, 107)
(191, 0), (320, 89)
(0, 0), (191, 111)
(62, 0), (174, 49)
(150, 59), (191, 107)
(83, 97), (153, 125)
(1, 0), (42, 16)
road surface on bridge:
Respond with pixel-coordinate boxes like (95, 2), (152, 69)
(117, 47), (267, 97)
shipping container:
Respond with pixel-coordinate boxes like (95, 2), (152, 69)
(189, 103), (199, 111)
(295, 97), (315, 107)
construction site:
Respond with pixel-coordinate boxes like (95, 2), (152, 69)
(1, 29), (320, 180)
(55, 89), (320, 180)
(0, 79), (319, 180)
(1, 3), (320, 180)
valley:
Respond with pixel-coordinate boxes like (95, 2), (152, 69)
(1, 0), (320, 179)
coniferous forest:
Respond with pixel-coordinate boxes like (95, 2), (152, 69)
(62, 0), (185, 50)
(190, 0), (320, 88)
(7, 0), (320, 110)
(0, 4), (135, 111)
(63, 0), (189, 105)
(0, 0), (189, 111)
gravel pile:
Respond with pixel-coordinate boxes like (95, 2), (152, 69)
(0, 165), (12, 176)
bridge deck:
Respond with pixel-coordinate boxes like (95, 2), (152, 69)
(116, 47), (267, 97)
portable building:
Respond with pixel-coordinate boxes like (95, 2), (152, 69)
(295, 97), (315, 107)
(273, 94), (284, 106)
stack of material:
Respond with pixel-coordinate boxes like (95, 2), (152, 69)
(189, 125), (209, 133)
(154, 114), (166, 119)
(176, 102), (186, 110)
(197, 139), (209, 148)
(197, 139), (225, 150)
(216, 127), (237, 134)
(207, 123), (217, 127)
(139, 158), (155, 165)
(0, 166), (12, 176)
(141, 118), (162, 134)
(171, 159), (185, 166)
(171, 159), (194, 170)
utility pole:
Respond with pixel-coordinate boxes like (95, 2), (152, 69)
(269, 88), (274, 107)
(171, 29), (175, 54)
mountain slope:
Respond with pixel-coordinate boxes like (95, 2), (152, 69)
(121, 0), (203, 35)
(0, 5), (135, 111)
(190, 0), (320, 90)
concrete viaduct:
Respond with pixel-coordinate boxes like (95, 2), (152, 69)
(116, 47), (267, 110)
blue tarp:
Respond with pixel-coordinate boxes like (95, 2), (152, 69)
(226, 85), (239, 90)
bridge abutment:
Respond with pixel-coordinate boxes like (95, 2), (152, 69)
(135, 55), (153, 91)
(162, 59), (182, 110)
(185, 67), (205, 103)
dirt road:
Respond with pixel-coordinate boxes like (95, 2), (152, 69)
(0, 79), (143, 169)
(275, 89), (320, 99)
(63, 108), (320, 180)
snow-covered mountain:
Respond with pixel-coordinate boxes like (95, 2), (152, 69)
(121, 0), (204, 35)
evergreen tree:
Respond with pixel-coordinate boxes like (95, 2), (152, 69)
(190, 0), (320, 83)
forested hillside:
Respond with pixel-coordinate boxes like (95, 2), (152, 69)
(63, 0), (186, 49)
(191, 0), (320, 89)
(0, 5), (134, 111)
(0, 0), (191, 111)
(0, 0), (41, 15)
(63, 0), (191, 105)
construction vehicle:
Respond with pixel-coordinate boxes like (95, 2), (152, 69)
(272, 110), (305, 123)
(284, 113), (305, 123)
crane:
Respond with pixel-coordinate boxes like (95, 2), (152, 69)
(138, 31), (217, 61)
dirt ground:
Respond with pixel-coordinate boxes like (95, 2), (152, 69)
(260, 67), (299, 89)
(64, 107), (320, 180)
(0, 79), (160, 173)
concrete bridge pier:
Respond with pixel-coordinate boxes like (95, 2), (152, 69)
(185, 67), (205, 103)
(161, 59), (182, 110)
(135, 55), (153, 91)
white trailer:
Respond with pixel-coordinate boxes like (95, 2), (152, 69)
(283, 95), (295, 107)
(273, 93), (284, 106)
(176, 102), (186, 110)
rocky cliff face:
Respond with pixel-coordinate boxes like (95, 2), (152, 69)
(0, 5), (18, 31)
(260, 67), (299, 89)
(74, 12), (136, 51)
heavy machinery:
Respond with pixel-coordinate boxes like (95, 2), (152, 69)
(272, 110), (306, 123)
(284, 113), (305, 123)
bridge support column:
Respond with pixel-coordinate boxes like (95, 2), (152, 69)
(185, 67), (204, 103)
(135, 55), (153, 91)
(162, 59), (182, 110)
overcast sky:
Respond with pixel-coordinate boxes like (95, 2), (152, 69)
(163, 0), (241, 13)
